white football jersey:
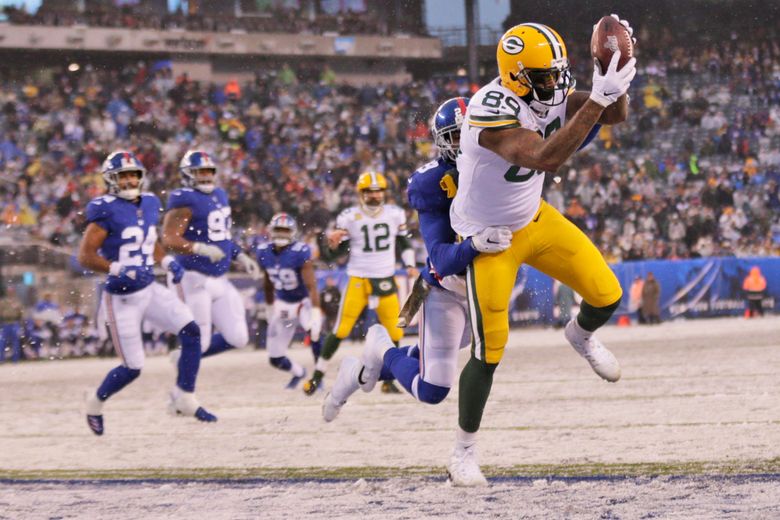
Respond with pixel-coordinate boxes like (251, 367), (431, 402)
(336, 204), (407, 278)
(451, 77), (569, 237)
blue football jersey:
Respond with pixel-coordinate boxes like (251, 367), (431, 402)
(407, 158), (477, 289)
(167, 187), (235, 276)
(85, 193), (161, 294)
(256, 241), (311, 303)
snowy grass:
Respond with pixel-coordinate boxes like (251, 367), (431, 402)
(2, 316), (780, 516)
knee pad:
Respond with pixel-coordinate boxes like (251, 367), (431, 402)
(417, 380), (450, 405)
(269, 356), (292, 371)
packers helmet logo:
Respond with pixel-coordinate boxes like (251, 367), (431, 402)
(379, 280), (392, 291)
(501, 36), (524, 55)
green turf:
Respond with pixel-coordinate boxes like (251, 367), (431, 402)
(3, 459), (780, 481)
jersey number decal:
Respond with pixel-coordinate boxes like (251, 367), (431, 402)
(207, 207), (232, 241)
(360, 223), (391, 252)
(267, 267), (298, 291)
(118, 226), (157, 267)
(503, 117), (562, 183)
(439, 173), (457, 198)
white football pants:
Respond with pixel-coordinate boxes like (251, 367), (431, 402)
(99, 282), (194, 370)
(171, 270), (249, 352)
(418, 285), (471, 388)
(266, 298), (314, 358)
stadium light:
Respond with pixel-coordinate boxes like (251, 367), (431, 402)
(68, 63), (80, 72)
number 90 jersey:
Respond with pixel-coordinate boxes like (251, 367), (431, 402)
(256, 241), (311, 303)
(167, 187), (234, 277)
(451, 77), (568, 237)
(336, 205), (407, 279)
(85, 193), (161, 294)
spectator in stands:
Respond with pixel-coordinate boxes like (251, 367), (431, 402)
(0, 287), (25, 363)
(641, 272), (662, 324)
(742, 266), (767, 317)
(629, 275), (645, 324)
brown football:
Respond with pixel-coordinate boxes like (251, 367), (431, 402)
(591, 15), (634, 71)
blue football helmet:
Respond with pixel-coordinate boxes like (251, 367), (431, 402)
(101, 150), (146, 200)
(179, 150), (218, 193)
(269, 212), (297, 248)
(431, 97), (470, 163)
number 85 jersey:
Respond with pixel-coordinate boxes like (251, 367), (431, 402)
(336, 205), (407, 279)
(451, 76), (568, 237)
(166, 187), (234, 276)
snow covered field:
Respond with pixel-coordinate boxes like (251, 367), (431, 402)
(2, 316), (780, 518)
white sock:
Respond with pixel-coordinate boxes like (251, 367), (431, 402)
(85, 391), (103, 415)
(291, 361), (305, 378)
(455, 426), (478, 451)
(569, 318), (592, 341)
(315, 357), (329, 373)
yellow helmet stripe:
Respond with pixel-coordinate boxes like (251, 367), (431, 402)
(525, 23), (561, 62)
(370, 172), (378, 186)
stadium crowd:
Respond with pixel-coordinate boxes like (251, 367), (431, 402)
(2, 36), (780, 264)
(2, 2), (420, 37)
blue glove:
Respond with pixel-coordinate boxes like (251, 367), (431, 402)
(164, 256), (185, 284)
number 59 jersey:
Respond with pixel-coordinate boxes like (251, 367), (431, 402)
(451, 76), (568, 237)
(336, 204), (407, 279)
(256, 241), (311, 303)
(85, 193), (161, 294)
(166, 187), (234, 277)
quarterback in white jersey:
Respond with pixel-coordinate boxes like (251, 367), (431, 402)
(448, 18), (637, 485)
(302, 171), (417, 395)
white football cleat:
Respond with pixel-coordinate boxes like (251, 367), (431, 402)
(360, 325), (395, 393)
(167, 387), (217, 422)
(564, 319), (621, 382)
(322, 356), (361, 422)
(448, 444), (488, 487)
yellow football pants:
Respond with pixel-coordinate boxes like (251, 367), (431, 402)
(467, 200), (622, 364)
(332, 276), (403, 342)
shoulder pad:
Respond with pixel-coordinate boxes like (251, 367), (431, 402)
(407, 160), (457, 213)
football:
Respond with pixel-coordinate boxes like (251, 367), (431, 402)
(591, 15), (634, 71)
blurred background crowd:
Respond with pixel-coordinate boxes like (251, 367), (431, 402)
(1, 0), (779, 360)
(2, 35), (779, 262)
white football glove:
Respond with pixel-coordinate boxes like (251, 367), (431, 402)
(470, 226), (512, 254)
(193, 242), (226, 262)
(308, 307), (323, 342)
(589, 50), (637, 107)
(236, 252), (261, 280)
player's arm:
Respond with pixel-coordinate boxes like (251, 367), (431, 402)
(318, 230), (350, 262)
(566, 90), (628, 125)
(263, 270), (275, 305)
(161, 207), (196, 254)
(480, 52), (635, 173)
(479, 100), (605, 174)
(301, 260), (320, 308)
(77, 223), (111, 273)
(418, 210), (478, 277)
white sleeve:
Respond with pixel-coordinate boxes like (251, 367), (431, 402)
(335, 209), (350, 231)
